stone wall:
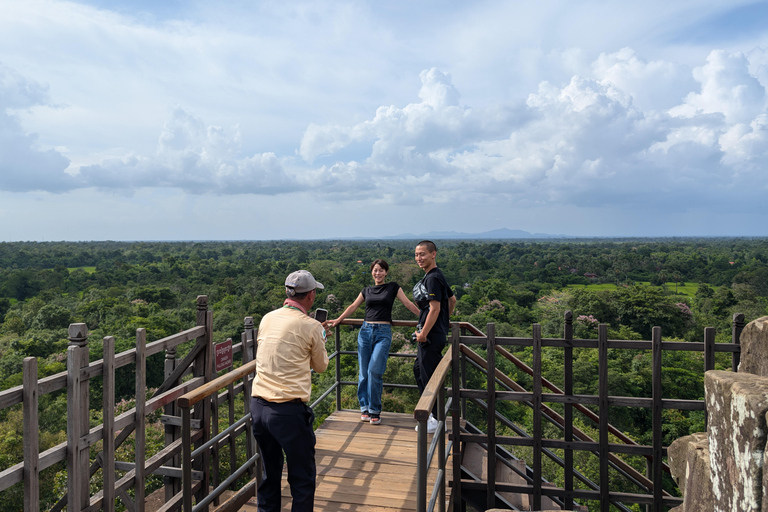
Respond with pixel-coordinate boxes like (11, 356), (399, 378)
(669, 316), (768, 512)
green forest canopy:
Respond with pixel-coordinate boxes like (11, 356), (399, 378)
(0, 238), (766, 510)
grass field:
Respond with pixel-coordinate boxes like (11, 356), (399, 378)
(566, 281), (701, 297)
(67, 266), (97, 274)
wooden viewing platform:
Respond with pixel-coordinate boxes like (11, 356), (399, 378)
(239, 410), (450, 511)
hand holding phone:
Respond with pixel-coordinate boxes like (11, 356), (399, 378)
(314, 308), (328, 324)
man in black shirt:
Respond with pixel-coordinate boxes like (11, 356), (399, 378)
(413, 240), (456, 432)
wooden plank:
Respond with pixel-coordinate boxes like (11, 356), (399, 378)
(315, 431), (424, 450)
(211, 477), (256, 512)
(242, 410), (453, 512)
(238, 497), (408, 512)
(179, 361), (256, 409)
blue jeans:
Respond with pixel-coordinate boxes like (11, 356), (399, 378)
(357, 322), (392, 415)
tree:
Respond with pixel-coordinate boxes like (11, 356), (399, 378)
(32, 304), (71, 330)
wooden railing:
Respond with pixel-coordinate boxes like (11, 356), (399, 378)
(1, 295), (260, 512)
(444, 313), (743, 512)
(177, 359), (260, 512)
(414, 350), (451, 512)
(5, 302), (745, 512)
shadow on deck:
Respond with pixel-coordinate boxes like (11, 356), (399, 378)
(240, 410), (448, 511)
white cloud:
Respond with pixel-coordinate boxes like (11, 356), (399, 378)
(76, 108), (298, 194)
(298, 49), (768, 210)
(592, 48), (695, 110)
(670, 50), (766, 124)
(300, 67), (523, 164)
(2, 1), (768, 238)
(0, 64), (73, 192)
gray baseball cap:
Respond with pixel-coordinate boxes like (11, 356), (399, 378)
(285, 270), (324, 293)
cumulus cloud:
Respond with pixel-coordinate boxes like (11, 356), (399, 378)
(670, 50), (766, 124)
(76, 108), (298, 195)
(298, 49), (768, 209)
(0, 64), (73, 192)
(592, 48), (695, 110)
(4, 44), (767, 213)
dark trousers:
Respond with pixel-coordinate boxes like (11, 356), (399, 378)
(413, 333), (447, 417)
(250, 397), (316, 512)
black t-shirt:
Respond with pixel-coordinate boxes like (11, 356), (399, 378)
(413, 267), (453, 336)
(362, 282), (401, 322)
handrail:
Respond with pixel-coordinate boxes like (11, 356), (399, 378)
(414, 337), (456, 512)
(178, 360), (257, 409)
(0, 324), (207, 409)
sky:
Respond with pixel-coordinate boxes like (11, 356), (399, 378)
(1, 0), (768, 241)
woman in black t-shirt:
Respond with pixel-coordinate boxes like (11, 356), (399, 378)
(329, 259), (419, 425)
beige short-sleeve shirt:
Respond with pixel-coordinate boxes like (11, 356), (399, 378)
(251, 306), (329, 403)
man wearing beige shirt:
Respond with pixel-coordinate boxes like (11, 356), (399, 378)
(251, 270), (329, 512)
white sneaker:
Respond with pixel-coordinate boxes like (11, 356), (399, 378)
(415, 414), (439, 433)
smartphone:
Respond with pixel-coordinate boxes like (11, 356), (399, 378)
(314, 308), (328, 324)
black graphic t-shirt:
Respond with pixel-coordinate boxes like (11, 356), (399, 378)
(362, 282), (401, 323)
(413, 268), (453, 335)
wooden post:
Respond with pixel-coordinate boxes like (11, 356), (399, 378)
(243, 317), (257, 481)
(652, 327), (663, 512)
(450, 322), (462, 510)
(23, 357), (39, 512)
(135, 328), (147, 511)
(598, 324), (609, 512)
(532, 323), (543, 511)
(193, 296), (211, 508)
(563, 311), (574, 510)
(67, 323), (90, 512)
(164, 345), (180, 501)
(335, 324), (341, 411)
(433, 382), (444, 512)
(182, 405), (193, 512)
(416, 416), (427, 512)
(103, 337), (116, 512)
(486, 323), (496, 510)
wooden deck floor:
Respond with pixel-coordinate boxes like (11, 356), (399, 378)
(240, 410), (449, 511)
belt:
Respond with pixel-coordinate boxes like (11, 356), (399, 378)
(255, 396), (304, 404)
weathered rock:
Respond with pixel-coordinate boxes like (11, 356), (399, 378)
(764, 410), (768, 512)
(668, 432), (707, 492)
(687, 436), (714, 511)
(668, 432), (714, 511)
(706, 370), (768, 512)
(739, 316), (768, 377)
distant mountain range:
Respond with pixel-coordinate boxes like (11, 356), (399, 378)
(381, 228), (573, 240)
